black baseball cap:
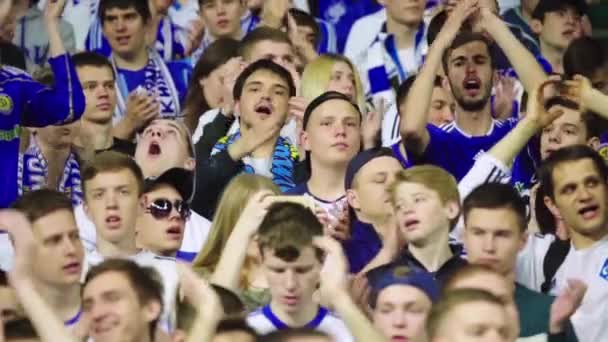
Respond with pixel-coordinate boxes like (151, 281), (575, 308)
(344, 148), (394, 190)
(367, 263), (440, 308)
(532, 0), (587, 20)
(143, 168), (194, 202)
(302, 91), (361, 130)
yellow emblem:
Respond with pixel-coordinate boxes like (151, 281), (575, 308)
(0, 94), (13, 115)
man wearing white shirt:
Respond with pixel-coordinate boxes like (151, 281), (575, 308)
(517, 145), (608, 342)
(246, 203), (354, 342)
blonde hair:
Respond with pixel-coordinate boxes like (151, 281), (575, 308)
(301, 54), (366, 112)
(390, 165), (460, 228)
(192, 174), (280, 283)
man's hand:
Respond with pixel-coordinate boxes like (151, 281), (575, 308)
(287, 12), (318, 65)
(524, 80), (566, 130)
(219, 57), (247, 117)
(437, 0), (480, 46)
(185, 18), (205, 57)
(232, 191), (275, 239)
(362, 99), (385, 150)
(43, 0), (66, 24)
(0, 210), (36, 286)
(0, 0), (13, 27)
(562, 75), (594, 112)
(493, 75), (517, 120)
(315, 205), (350, 241)
(260, 0), (289, 28)
(314, 236), (350, 302)
(124, 90), (160, 131)
(177, 263), (223, 316)
(549, 279), (587, 333)
(228, 122), (281, 160)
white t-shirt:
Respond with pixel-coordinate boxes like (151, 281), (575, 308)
(517, 235), (608, 342)
(74, 204), (211, 262)
(247, 305), (354, 342)
(0, 232), (13, 272)
(83, 249), (179, 333)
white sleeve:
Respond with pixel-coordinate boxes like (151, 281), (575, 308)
(192, 108), (220, 144)
(74, 204), (97, 253)
(515, 233), (554, 291)
(0, 232), (14, 272)
(451, 153), (512, 242)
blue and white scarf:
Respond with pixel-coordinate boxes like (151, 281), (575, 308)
(210, 132), (299, 192)
(111, 49), (181, 121)
(18, 142), (83, 206)
(364, 22), (427, 105)
(86, 16), (186, 62)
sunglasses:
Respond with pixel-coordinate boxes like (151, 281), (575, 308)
(146, 198), (190, 220)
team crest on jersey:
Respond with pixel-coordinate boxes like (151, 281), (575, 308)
(600, 258), (608, 281)
(0, 93), (13, 115)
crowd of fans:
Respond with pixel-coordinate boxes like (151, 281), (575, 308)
(0, 0), (607, 341)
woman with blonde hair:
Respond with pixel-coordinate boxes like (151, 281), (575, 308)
(192, 173), (280, 309)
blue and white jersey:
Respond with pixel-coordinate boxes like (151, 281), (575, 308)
(86, 16), (187, 62)
(247, 305), (354, 342)
(412, 119), (518, 181)
(111, 51), (191, 122)
(73, 203), (211, 263)
(0, 54), (85, 208)
(517, 235), (608, 342)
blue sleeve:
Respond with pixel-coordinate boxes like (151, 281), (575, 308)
(21, 54), (85, 127)
(168, 60), (192, 105)
(406, 124), (454, 168)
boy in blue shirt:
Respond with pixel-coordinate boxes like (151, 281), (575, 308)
(98, 0), (191, 139)
(0, 0), (85, 208)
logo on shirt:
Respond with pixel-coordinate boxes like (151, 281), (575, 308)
(0, 93), (13, 115)
(600, 258), (608, 281)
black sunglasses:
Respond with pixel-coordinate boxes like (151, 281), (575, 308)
(146, 198), (190, 220)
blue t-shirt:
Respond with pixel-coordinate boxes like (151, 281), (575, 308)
(342, 219), (382, 274)
(116, 59), (191, 113)
(391, 140), (411, 169)
(315, 0), (382, 52)
(412, 119), (518, 181)
(0, 55), (85, 208)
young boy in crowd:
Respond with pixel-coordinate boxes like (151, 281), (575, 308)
(71, 51), (135, 157)
(203, 59), (298, 201)
(366, 263), (440, 342)
(77, 151), (179, 332)
(530, 0), (586, 74)
(87, 0), (187, 62)
(97, 0), (190, 129)
(401, 0), (546, 181)
(288, 91), (362, 241)
(246, 203), (353, 341)
(0, 0), (85, 209)
(426, 288), (511, 342)
(10, 190), (85, 331)
(463, 182), (579, 340)
(342, 148), (403, 273)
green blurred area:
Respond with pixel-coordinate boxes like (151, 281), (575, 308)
(589, 3), (608, 44)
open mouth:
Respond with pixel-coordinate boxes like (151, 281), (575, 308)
(463, 77), (481, 96)
(254, 102), (273, 117)
(217, 19), (229, 27)
(116, 36), (130, 45)
(579, 205), (599, 220)
(403, 218), (420, 231)
(283, 295), (299, 306)
(391, 336), (409, 342)
(106, 215), (121, 229)
(148, 141), (162, 156)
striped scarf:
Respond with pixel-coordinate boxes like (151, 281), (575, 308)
(111, 49), (181, 121)
(18, 141), (83, 206)
(211, 132), (299, 192)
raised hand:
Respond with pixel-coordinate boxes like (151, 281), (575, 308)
(562, 74), (594, 112)
(219, 57), (247, 117)
(524, 80), (566, 129)
(185, 18), (205, 57)
(314, 236), (350, 302)
(125, 89), (160, 131)
(228, 122), (281, 160)
(261, 0), (290, 29)
(287, 12), (318, 65)
(232, 191), (276, 238)
(549, 279), (587, 333)
(0, 210), (36, 286)
(0, 0), (13, 28)
(43, 0), (67, 22)
(493, 75), (517, 120)
(362, 98), (386, 150)
(438, 0), (480, 45)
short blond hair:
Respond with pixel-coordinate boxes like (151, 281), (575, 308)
(390, 165), (460, 228)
